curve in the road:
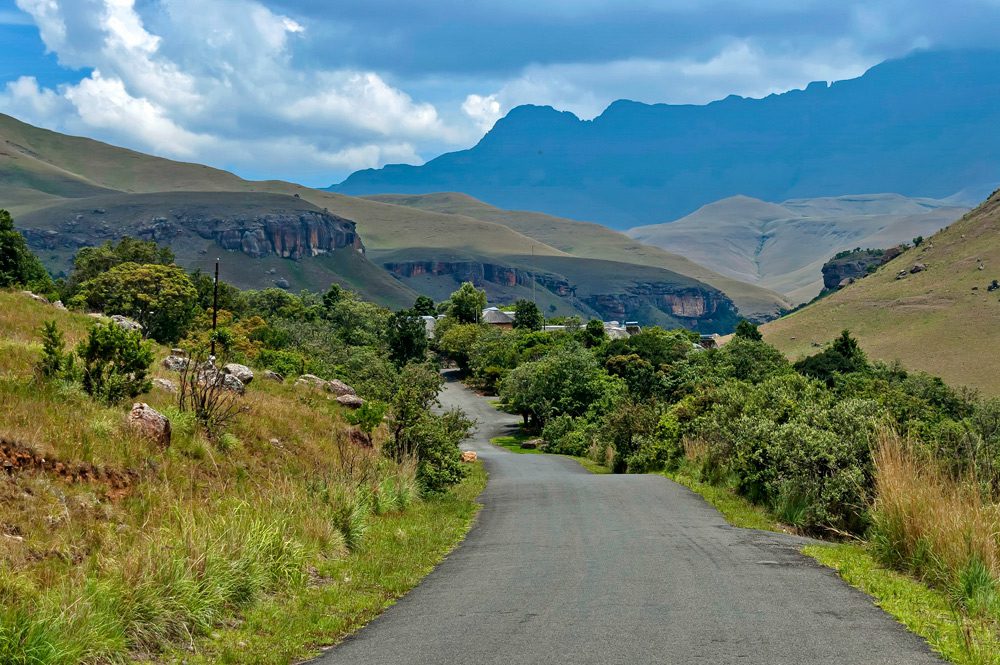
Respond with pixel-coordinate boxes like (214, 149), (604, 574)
(314, 375), (941, 665)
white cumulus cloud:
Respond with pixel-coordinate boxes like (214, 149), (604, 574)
(3, 0), (470, 183)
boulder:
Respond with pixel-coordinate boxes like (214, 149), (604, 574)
(162, 355), (189, 372)
(21, 290), (48, 304)
(520, 438), (543, 450)
(110, 315), (143, 332)
(275, 278), (290, 289)
(220, 373), (246, 394)
(336, 394), (364, 409)
(325, 378), (356, 396)
(910, 263), (927, 274)
(461, 450), (478, 463)
(263, 370), (284, 382)
(127, 403), (171, 447)
(295, 374), (327, 388)
(152, 378), (178, 394)
(53, 300), (67, 310)
(222, 363), (254, 384)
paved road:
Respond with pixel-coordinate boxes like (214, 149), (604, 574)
(315, 374), (940, 665)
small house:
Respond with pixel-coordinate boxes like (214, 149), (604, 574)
(482, 307), (515, 330)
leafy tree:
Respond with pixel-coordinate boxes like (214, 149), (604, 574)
(189, 269), (245, 315)
(602, 398), (660, 473)
(412, 295), (436, 316)
(0, 209), (53, 294)
(448, 282), (487, 324)
(384, 363), (469, 493)
(605, 353), (661, 399)
(66, 236), (174, 295)
(512, 299), (543, 331)
(387, 310), (429, 366)
(499, 345), (621, 428)
(436, 323), (487, 372)
(714, 337), (791, 384)
(623, 327), (693, 368)
(794, 330), (869, 386)
(77, 322), (154, 404)
(77, 262), (198, 343)
(580, 319), (607, 348)
(733, 319), (763, 341)
(322, 283), (345, 310)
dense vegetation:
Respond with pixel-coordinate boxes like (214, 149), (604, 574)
(0, 215), (480, 663)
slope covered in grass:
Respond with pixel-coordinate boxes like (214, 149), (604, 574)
(763, 190), (1000, 393)
(365, 192), (791, 320)
(0, 290), (484, 663)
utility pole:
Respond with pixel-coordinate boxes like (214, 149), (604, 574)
(210, 258), (219, 358)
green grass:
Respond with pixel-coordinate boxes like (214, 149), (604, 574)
(805, 544), (1000, 665)
(164, 464), (488, 664)
(489, 433), (611, 473)
(660, 466), (782, 532)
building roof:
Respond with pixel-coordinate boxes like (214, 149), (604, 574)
(482, 307), (515, 324)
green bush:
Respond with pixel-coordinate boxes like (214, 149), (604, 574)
(77, 322), (154, 405)
(77, 262), (198, 343)
(0, 209), (55, 297)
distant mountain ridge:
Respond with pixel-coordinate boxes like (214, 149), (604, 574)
(333, 49), (1000, 228)
(628, 193), (967, 302)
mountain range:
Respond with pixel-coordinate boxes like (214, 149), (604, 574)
(333, 49), (1000, 229)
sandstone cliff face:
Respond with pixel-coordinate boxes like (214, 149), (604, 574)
(154, 211), (363, 259)
(19, 195), (364, 261)
(383, 260), (736, 329)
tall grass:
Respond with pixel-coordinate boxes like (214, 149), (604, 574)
(871, 429), (1000, 619)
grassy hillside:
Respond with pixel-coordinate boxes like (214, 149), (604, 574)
(0, 290), (486, 663)
(364, 192), (791, 320)
(762, 189), (1000, 393)
(629, 194), (967, 303)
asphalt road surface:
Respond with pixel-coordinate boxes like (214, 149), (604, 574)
(315, 374), (940, 665)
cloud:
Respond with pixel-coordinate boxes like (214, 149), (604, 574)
(4, 0), (1000, 184)
(461, 93), (502, 132)
(2, 0), (469, 183)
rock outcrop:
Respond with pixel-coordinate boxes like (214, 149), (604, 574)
(18, 192), (365, 263)
(222, 363), (254, 385)
(127, 403), (171, 447)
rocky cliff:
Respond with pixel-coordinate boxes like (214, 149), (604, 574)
(821, 246), (904, 290)
(18, 192), (364, 260)
(382, 258), (738, 330)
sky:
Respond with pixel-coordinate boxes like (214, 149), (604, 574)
(1, 0), (998, 186)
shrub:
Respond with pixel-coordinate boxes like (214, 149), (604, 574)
(77, 322), (154, 404)
(0, 209), (54, 296)
(37, 320), (71, 379)
(77, 262), (198, 343)
(177, 348), (244, 437)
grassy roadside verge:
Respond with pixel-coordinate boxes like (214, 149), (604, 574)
(490, 433), (610, 474)
(660, 465), (999, 664)
(164, 464), (488, 664)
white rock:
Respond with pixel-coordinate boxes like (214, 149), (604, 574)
(222, 363), (254, 384)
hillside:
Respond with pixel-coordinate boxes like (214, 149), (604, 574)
(365, 192), (791, 320)
(2, 114), (750, 330)
(333, 49), (1000, 228)
(762, 189), (1000, 393)
(629, 194), (966, 302)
